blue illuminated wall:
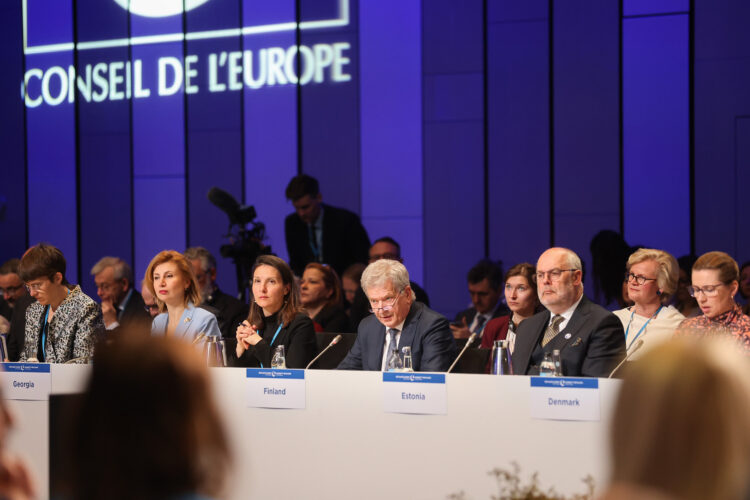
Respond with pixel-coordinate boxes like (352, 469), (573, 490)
(1, 0), (749, 319)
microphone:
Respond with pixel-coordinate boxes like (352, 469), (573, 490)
(306, 334), (343, 370)
(608, 338), (645, 378)
(446, 332), (478, 374)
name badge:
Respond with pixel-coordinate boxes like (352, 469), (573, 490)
(529, 377), (600, 421)
(383, 372), (446, 415)
(1, 363), (51, 401)
(245, 368), (305, 409)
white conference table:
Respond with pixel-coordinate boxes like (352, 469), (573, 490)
(6, 366), (621, 500)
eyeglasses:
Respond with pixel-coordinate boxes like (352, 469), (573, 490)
(368, 290), (402, 313)
(624, 272), (657, 286)
(533, 269), (576, 283)
(0, 285), (23, 295)
(688, 283), (725, 297)
(24, 281), (48, 293)
(143, 303), (159, 313)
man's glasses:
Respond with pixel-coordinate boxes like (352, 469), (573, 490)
(624, 272), (657, 286)
(368, 290), (402, 313)
(144, 303), (159, 313)
(533, 269), (576, 283)
(0, 285), (23, 295)
(688, 283), (725, 298)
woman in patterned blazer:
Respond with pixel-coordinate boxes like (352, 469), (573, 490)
(18, 243), (103, 363)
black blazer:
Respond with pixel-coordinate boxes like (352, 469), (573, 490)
(511, 295), (626, 378)
(285, 204), (370, 277)
(233, 312), (317, 369)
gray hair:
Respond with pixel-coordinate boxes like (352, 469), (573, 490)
(90, 257), (133, 284)
(183, 247), (217, 272)
(361, 259), (416, 300)
(558, 248), (583, 271)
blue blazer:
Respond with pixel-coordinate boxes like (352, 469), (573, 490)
(151, 302), (221, 341)
(337, 301), (456, 372)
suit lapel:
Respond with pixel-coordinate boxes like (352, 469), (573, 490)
(555, 297), (590, 350)
(399, 303), (421, 350)
(516, 311), (550, 371)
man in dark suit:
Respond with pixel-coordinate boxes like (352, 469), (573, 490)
(91, 257), (150, 332)
(338, 259), (456, 372)
(451, 259), (509, 341)
(512, 247), (625, 377)
(0, 259), (32, 360)
(284, 174), (370, 277)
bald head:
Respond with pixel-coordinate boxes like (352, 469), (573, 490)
(536, 248), (583, 314)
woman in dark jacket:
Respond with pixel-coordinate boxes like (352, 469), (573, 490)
(300, 263), (350, 333)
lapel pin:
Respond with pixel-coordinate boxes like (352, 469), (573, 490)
(564, 333), (571, 339)
(184, 317), (191, 323)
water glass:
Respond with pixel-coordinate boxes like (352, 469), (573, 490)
(539, 352), (555, 377)
(271, 345), (286, 369)
(401, 346), (413, 372)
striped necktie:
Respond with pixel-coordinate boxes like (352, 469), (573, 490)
(542, 315), (564, 347)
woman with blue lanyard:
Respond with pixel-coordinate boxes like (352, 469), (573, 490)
(614, 248), (684, 360)
(234, 255), (317, 368)
(18, 243), (103, 363)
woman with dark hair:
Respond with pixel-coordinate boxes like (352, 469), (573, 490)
(146, 250), (221, 341)
(18, 243), (103, 363)
(675, 251), (750, 352)
(67, 335), (231, 500)
(300, 263), (350, 332)
(234, 255), (317, 368)
(481, 263), (540, 352)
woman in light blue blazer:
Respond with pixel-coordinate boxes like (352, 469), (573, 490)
(145, 250), (221, 341)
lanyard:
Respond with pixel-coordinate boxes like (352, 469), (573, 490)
(625, 305), (662, 350)
(40, 306), (50, 362)
(258, 322), (284, 368)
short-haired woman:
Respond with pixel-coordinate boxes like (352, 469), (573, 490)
(234, 255), (317, 368)
(675, 251), (750, 352)
(146, 250), (221, 341)
(18, 243), (103, 363)
(613, 249), (685, 359)
(300, 263), (350, 332)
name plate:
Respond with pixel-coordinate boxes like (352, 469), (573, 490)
(383, 372), (446, 415)
(245, 368), (305, 409)
(529, 377), (600, 421)
(1, 363), (51, 401)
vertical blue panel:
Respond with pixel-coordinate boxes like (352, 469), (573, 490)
(422, 0), (484, 318)
(623, 15), (689, 257)
(736, 119), (750, 264)
(0, 2), (28, 263)
(487, 17), (550, 270)
(624, 0), (688, 16)
(360, 0), (423, 283)
(553, 0), (620, 304)
(488, 0), (547, 22)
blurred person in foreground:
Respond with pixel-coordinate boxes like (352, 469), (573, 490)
(146, 251), (221, 341)
(601, 337), (750, 500)
(66, 334), (231, 500)
(299, 263), (350, 332)
(0, 376), (36, 500)
(234, 255), (317, 368)
(19, 243), (103, 363)
(674, 251), (750, 352)
(613, 249), (685, 360)
(481, 263), (540, 352)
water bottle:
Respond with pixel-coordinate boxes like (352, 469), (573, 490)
(387, 347), (403, 371)
(539, 352), (555, 376)
(271, 345), (286, 369)
(401, 346), (413, 372)
(202, 336), (227, 367)
(491, 340), (513, 375)
(552, 349), (563, 376)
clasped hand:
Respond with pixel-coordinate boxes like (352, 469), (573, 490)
(235, 321), (262, 357)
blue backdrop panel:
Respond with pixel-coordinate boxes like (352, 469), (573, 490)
(487, 16), (550, 270)
(736, 118), (750, 265)
(624, 0), (688, 16)
(623, 14), (689, 256)
(488, 0), (548, 22)
(359, 0), (423, 283)
(0, 1), (28, 263)
(553, 0), (620, 298)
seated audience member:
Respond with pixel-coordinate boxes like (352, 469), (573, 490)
(511, 248), (626, 377)
(140, 278), (159, 319)
(300, 263), (350, 332)
(0, 259), (33, 361)
(284, 174), (370, 277)
(613, 249), (685, 359)
(674, 251), (750, 352)
(674, 255), (701, 317)
(341, 262), (366, 307)
(0, 380), (36, 499)
(18, 244), (103, 363)
(337, 259), (456, 372)
(234, 255), (317, 368)
(481, 263), (540, 351)
(451, 259), (509, 341)
(146, 251), (221, 341)
(90, 256), (149, 331)
(601, 338), (750, 500)
(66, 335), (231, 500)
(184, 246), (248, 339)
(740, 261), (750, 315)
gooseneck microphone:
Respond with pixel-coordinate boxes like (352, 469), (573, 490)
(446, 332), (478, 374)
(306, 334), (343, 370)
(608, 338), (645, 378)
